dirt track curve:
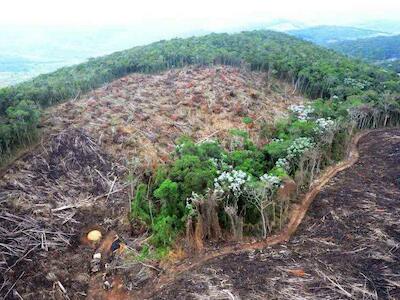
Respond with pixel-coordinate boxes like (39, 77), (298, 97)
(147, 128), (400, 300)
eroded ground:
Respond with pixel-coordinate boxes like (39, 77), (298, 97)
(152, 128), (400, 300)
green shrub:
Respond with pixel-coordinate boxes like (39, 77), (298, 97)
(269, 167), (288, 179)
(274, 118), (291, 139)
(170, 155), (217, 196)
(150, 215), (178, 248)
(229, 149), (266, 177)
(288, 120), (317, 138)
(312, 99), (336, 118)
(154, 179), (181, 216)
(154, 166), (168, 187)
(176, 138), (224, 160)
(242, 116), (254, 124)
(331, 130), (349, 161)
(131, 183), (152, 225)
(264, 139), (292, 161)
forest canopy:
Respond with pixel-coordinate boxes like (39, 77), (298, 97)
(0, 30), (399, 162)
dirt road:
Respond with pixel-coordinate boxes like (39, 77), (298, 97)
(152, 128), (400, 300)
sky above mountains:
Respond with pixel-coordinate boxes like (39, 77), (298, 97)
(2, 0), (400, 28)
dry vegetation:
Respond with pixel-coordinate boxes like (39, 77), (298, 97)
(153, 128), (400, 300)
(45, 66), (304, 168)
(0, 66), (305, 299)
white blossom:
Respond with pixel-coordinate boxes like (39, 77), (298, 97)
(286, 137), (314, 159)
(275, 157), (290, 171)
(214, 169), (250, 197)
(289, 104), (314, 121)
(259, 174), (281, 189)
(186, 192), (202, 216)
(314, 118), (335, 134)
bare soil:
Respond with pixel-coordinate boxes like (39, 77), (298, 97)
(151, 128), (400, 300)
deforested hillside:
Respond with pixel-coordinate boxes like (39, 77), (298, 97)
(153, 128), (400, 300)
(0, 65), (306, 298)
(1, 30), (400, 300)
(1, 30), (400, 163)
(45, 66), (304, 166)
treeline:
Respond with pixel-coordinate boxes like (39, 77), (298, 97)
(1, 30), (400, 162)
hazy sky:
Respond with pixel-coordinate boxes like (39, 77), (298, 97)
(2, 0), (400, 28)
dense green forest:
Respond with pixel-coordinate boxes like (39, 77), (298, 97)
(1, 30), (400, 163)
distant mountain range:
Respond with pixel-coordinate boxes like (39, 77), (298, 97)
(287, 24), (400, 73)
(328, 35), (400, 73)
(355, 20), (400, 34)
(288, 26), (390, 45)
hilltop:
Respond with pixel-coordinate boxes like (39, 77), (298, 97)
(2, 30), (399, 164)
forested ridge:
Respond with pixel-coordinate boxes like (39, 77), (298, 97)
(1, 30), (400, 163)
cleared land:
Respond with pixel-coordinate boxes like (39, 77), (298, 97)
(2, 65), (398, 300)
(152, 128), (400, 300)
(45, 66), (303, 168)
(0, 66), (304, 299)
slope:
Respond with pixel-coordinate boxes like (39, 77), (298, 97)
(2, 30), (399, 164)
(152, 128), (400, 299)
(0, 65), (306, 299)
(44, 66), (303, 167)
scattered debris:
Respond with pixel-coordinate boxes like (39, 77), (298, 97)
(0, 129), (127, 298)
(0, 66), (305, 298)
(45, 66), (304, 169)
(150, 129), (400, 299)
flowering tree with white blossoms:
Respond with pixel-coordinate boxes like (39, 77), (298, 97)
(214, 169), (250, 200)
(286, 137), (315, 160)
(314, 117), (336, 135)
(289, 104), (315, 121)
(214, 169), (251, 240)
(244, 174), (282, 238)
